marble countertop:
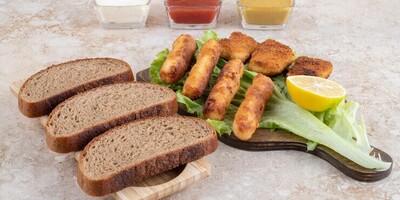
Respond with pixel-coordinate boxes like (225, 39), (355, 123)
(1, 0), (399, 199)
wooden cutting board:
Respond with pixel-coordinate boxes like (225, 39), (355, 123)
(137, 68), (393, 182)
(10, 80), (211, 200)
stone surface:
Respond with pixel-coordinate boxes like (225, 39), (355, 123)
(1, 0), (399, 199)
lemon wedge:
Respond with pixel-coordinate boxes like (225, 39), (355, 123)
(286, 75), (346, 112)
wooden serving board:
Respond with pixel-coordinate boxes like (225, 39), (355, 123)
(10, 80), (211, 200)
(137, 68), (393, 182)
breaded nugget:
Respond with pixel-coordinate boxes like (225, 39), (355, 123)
(287, 56), (333, 78)
(182, 39), (221, 99)
(219, 32), (259, 62)
(232, 74), (274, 141)
(160, 34), (197, 84)
(203, 59), (244, 120)
(249, 39), (295, 76)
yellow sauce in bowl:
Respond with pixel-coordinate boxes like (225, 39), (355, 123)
(238, 0), (294, 25)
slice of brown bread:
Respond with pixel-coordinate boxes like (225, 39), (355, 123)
(46, 82), (178, 153)
(77, 116), (218, 196)
(18, 58), (134, 118)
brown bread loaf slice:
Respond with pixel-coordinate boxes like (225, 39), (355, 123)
(46, 82), (178, 153)
(77, 116), (218, 196)
(18, 58), (134, 118)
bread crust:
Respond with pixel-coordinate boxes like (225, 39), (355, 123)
(18, 58), (134, 118)
(77, 116), (218, 196)
(45, 82), (178, 153)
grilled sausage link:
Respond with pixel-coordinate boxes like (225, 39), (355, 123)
(203, 59), (244, 120)
(182, 39), (221, 99)
(160, 34), (197, 84)
(232, 74), (274, 141)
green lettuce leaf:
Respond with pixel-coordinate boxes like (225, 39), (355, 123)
(195, 30), (220, 57)
(321, 100), (372, 154)
(172, 68), (391, 170)
(149, 30), (391, 170)
(306, 141), (318, 151)
(260, 91), (391, 170)
(207, 119), (232, 135)
(176, 90), (204, 117)
(149, 48), (169, 86)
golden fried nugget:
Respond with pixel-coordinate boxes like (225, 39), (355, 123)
(160, 34), (197, 84)
(232, 74), (274, 141)
(182, 39), (221, 99)
(203, 59), (244, 120)
(219, 32), (259, 62)
(287, 56), (333, 78)
(249, 39), (295, 76)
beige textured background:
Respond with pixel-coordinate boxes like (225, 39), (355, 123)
(1, 0), (399, 199)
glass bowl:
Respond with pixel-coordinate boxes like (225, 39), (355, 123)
(164, 0), (222, 29)
(94, 0), (151, 29)
(237, 0), (295, 30)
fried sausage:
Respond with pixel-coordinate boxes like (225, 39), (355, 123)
(249, 39), (295, 76)
(203, 59), (244, 120)
(160, 34), (197, 84)
(232, 74), (274, 141)
(182, 39), (221, 99)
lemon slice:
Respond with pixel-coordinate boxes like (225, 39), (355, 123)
(286, 75), (346, 112)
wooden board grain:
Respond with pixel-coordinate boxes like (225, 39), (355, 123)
(137, 68), (393, 182)
(10, 79), (211, 200)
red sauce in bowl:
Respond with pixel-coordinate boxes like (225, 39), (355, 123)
(166, 0), (221, 24)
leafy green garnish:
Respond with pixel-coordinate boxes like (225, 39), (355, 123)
(259, 88), (391, 170)
(322, 100), (372, 154)
(195, 30), (220, 57)
(149, 48), (169, 85)
(176, 91), (203, 117)
(206, 119), (232, 135)
(149, 30), (391, 170)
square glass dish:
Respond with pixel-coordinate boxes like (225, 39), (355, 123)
(94, 0), (151, 29)
(164, 0), (221, 29)
(237, 0), (295, 30)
